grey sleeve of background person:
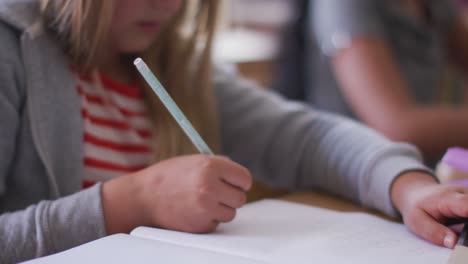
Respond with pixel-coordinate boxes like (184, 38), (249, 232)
(312, 0), (385, 56)
(215, 70), (432, 218)
(313, 0), (461, 56)
(0, 25), (107, 264)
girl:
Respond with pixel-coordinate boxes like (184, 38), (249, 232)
(0, 0), (467, 263)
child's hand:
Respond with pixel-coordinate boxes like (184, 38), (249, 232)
(391, 172), (468, 248)
(102, 155), (252, 235)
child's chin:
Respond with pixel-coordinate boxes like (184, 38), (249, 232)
(120, 42), (155, 54)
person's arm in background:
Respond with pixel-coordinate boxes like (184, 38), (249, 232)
(446, 18), (468, 76)
(314, 0), (468, 164)
(442, 0), (468, 74)
(332, 38), (468, 164)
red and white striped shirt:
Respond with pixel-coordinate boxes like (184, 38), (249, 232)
(75, 73), (153, 188)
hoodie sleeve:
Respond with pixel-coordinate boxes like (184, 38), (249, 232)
(215, 69), (433, 217)
(0, 185), (107, 264)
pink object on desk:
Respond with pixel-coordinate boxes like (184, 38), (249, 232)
(436, 147), (468, 184)
(441, 147), (468, 173)
(450, 179), (468, 187)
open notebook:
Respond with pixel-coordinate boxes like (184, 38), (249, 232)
(27, 200), (451, 264)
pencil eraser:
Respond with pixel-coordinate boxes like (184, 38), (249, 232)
(134, 57), (142, 65)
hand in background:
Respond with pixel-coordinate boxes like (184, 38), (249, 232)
(391, 172), (468, 248)
(102, 155), (252, 234)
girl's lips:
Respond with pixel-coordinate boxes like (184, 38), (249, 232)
(137, 21), (160, 33)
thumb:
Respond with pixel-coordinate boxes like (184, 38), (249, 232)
(406, 211), (458, 249)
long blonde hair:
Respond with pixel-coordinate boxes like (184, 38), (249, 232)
(40, 0), (221, 161)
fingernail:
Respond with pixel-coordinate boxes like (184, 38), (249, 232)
(444, 233), (456, 248)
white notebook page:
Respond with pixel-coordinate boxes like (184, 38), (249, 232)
(131, 199), (451, 264)
(25, 234), (266, 264)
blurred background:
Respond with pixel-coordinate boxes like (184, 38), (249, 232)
(215, 0), (468, 90)
(214, 0), (293, 88)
